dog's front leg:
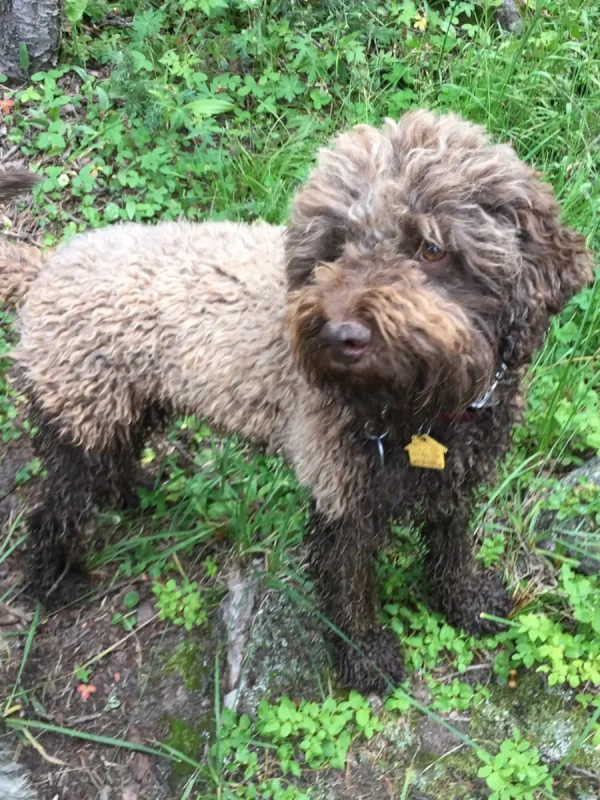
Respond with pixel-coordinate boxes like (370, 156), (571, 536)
(308, 505), (405, 693)
(421, 511), (513, 636)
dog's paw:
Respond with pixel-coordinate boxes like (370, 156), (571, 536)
(29, 560), (90, 610)
(117, 470), (156, 511)
(440, 570), (513, 636)
(337, 628), (405, 694)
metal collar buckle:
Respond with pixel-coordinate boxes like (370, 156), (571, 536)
(468, 361), (507, 411)
(364, 406), (389, 470)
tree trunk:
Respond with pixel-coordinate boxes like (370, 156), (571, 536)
(0, 0), (62, 83)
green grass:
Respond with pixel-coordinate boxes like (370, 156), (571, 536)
(1, 0), (600, 798)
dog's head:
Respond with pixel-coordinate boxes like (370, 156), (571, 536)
(285, 110), (593, 415)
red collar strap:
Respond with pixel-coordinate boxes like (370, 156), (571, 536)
(364, 361), (508, 469)
(437, 407), (482, 424)
(437, 361), (507, 425)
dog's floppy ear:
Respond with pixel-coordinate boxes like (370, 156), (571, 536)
(503, 177), (594, 366)
(285, 126), (391, 290)
(518, 179), (593, 313)
(285, 185), (346, 291)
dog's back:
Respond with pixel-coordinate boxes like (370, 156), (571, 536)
(15, 219), (299, 451)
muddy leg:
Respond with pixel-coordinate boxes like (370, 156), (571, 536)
(308, 505), (405, 693)
(422, 510), (512, 636)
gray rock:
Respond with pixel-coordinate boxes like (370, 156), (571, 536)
(417, 714), (471, 758)
(226, 583), (332, 716)
(536, 457), (600, 575)
(495, 0), (523, 34)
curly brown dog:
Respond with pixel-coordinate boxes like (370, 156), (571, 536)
(0, 111), (593, 692)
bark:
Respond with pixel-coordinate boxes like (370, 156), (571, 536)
(0, 0), (62, 83)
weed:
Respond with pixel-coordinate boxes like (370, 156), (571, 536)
(205, 692), (380, 796)
(111, 590), (141, 631)
(0, 309), (22, 443)
(493, 565), (600, 689)
(428, 678), (488, 713)
(477, 728), (553, 799)
(152, 577), (208, 631)
(477, 531), (507, 569)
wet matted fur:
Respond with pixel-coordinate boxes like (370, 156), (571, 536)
(0, 750), (38, 800)
(0, 111), (594, 692)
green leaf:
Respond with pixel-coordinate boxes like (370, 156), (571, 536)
(355, 708), (370, 728)
(96, 86), (110, 111)
(66, 0), (88, 24)
(124, 591), (140, 610)
(486, 773), (506, 791)
(185, 97), (236, 118)
(125, 199), (137, 220)
(19, 42), (30, 74)
(347, 690), (365, 709)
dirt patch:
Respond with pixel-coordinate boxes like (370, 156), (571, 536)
(1, 576), (223, 799)
(0, 429), (220, 800)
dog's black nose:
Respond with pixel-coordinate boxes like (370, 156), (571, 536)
(321, 321), (371, 359)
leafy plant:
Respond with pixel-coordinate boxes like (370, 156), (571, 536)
(477, 729), (553, 799)
(152, 578), (208, 630)
(210, 691), (380, 795)
(111, 590), (141, 631)
(0, 309), (23, 443)
(477, 531), (507, 569)
(256, 692), (381, 771)
(428, 678), (487, 713)
(73, 664), (93, 682)
(494, 566), (600, 689)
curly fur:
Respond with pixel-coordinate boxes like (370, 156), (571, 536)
(0, 751), (37, 800)
(0, 168), (41, 203)
(0, 111), (594, 692)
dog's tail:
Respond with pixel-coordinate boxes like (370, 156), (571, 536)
(0, 168), (44, 307)
(0, 168), (41, 203)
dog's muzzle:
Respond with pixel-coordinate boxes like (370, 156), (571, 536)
(320, 320), (371, 362)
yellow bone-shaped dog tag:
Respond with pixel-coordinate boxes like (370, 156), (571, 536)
(405, 434), (448, 470)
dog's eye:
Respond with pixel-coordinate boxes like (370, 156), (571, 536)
(420, 242), (446, 262)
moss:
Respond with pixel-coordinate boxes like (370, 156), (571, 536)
(162, 638), (210, 691)
(156, 634), (218, 790)
(472, 673), (600, 772)
(163, 718), (205, 783)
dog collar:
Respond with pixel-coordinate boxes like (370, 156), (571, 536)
(364, 361), (507, 469)
(437, 361), (507, 423)
(364, 419), (388, 469)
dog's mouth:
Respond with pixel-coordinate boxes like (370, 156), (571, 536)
(342, 342), (368, 359)
(329, 341), (369, 364)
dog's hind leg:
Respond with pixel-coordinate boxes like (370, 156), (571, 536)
(95, 405), (166, 512)
(26, 428), (103, 605)
(308, 505), (405, 694)
(25, 406), (143, 606)
(421, 508), (513, 636)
